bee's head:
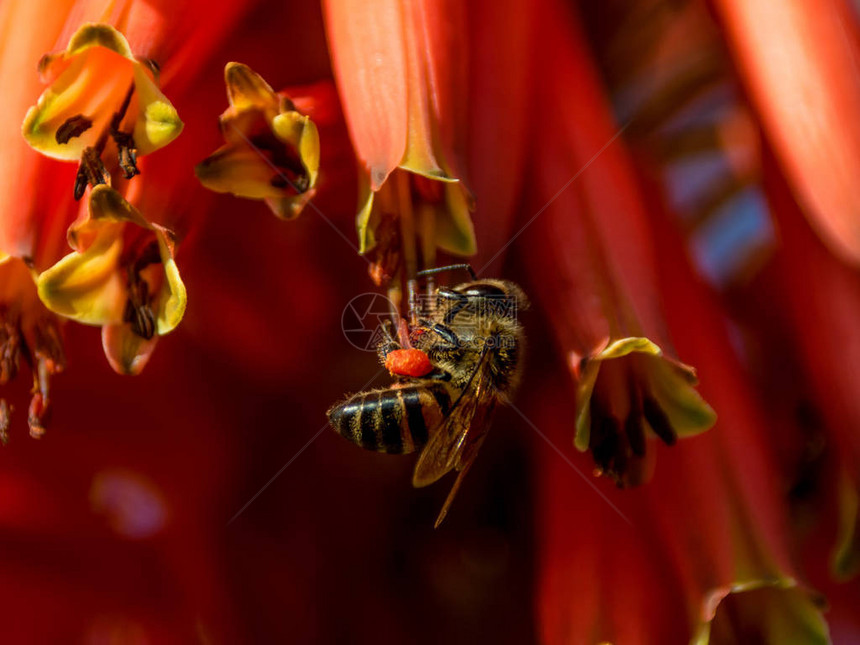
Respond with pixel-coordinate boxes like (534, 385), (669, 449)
(436, 279), (529, 320)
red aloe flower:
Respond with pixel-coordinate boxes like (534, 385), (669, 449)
(0, 0), (260, 430)
(758, 147), (860, 582)
(524, 0), (714, 485)
(712, 0), (860, 265)
(537, 192), (829, 644)
(323, 0), (476, 284)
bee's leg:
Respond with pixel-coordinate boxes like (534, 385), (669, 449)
(411, 319), (465, 365)
(376, 318), (403, 367)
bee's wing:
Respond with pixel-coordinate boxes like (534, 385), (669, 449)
(412, 343), (497, 526)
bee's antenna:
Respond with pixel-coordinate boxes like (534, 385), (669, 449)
(416, 264), (477, 281)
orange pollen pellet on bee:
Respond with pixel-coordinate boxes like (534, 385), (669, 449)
(385, 348), (433, 377)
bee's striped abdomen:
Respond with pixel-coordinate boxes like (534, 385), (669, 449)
(327, 383), (451, 454)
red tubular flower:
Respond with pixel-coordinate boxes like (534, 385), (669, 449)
(323, 0), (475, 284)
(759, 147), (860, 581)
(0, 0), (265, 431)
(465, 0), (536, 264)
(537, 195), (829, 644)
(524, 0), (714, 484)
(0, 0), (78, 263)
(648, 204), (829, 643)
(712, 0), (860, 265)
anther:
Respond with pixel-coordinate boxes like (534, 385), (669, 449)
(124, 271), (156, 340)
(0, 321), (21, 384)
(0, 399), (10, 445)
(112, 130), (140, 179)
(74, 147), (110, 200)
(56, 114), (93, 144)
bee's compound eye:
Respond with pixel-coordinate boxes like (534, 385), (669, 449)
(437, 288), (461, 301)
(460, 283), (506, 298)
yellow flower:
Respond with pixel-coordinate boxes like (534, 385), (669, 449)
(22, 23), (182, 195)
(195, 63), (320, 220)
(37, 185), (186, 375)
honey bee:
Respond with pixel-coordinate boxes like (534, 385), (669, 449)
(328, 265), (528, 526)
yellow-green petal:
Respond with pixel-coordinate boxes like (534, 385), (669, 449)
(195, 144), (288, 200)
(132, 66), (183, 155)
(573, 357), (601, 451)
(102, 322), (159, 375)
(88, 183), (150, 227)
(648, 358), (716, 438)
(272, 110), (321, 186)
(67, 23), (135, 60)
(597, 336), (663, 360)
(433, 182), (476, 256)
(832, 474), (860, 580)
(153, 225), (186, 335)
(36, 223), (126, 325)
(356, 176), (377, 254)
(225, 62), (279, 113)
(694, 580), (829, 645)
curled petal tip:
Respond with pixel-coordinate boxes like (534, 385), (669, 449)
(66, 23), (135, 59)
(102, 323), (159, 375)
(224, 62), (279, 111)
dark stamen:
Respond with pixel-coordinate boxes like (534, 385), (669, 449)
(0, 321), (21, 384)
(74, 84), (138, 198)
(248, 132), (308, 193)
(124, 270), (157, 340)
(56, 115), (93, 144)
(625, 381), (646, 457)
(28, 390), (47, 439)
(112, 130), (140, 179)
(643, 396), (677, 446)
(0, 399), (10, 445)
(74, 147), (110, 200)
(132, 241), (162, 274)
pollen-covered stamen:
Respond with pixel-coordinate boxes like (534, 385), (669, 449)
(0, 320), (21, 384)
(109, 85), (140, 179)
(248, 130), (310, 193)
(30, 315), (66, 378)
(591, 403), (624, 481)
(74, 147), (111, 200)
(123, 242), (161, 340)
(368, 211), (402, 286)
(123, 279), (155, 340)
(72, 84), (138, 199)
(56, 115), (93, 145)
(0, 400), (10, 445)
(26, 316), (66, 440)
(589, 382), (652, 488)
(112, 130), (139, 180)
(28, 361), (50, 439)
